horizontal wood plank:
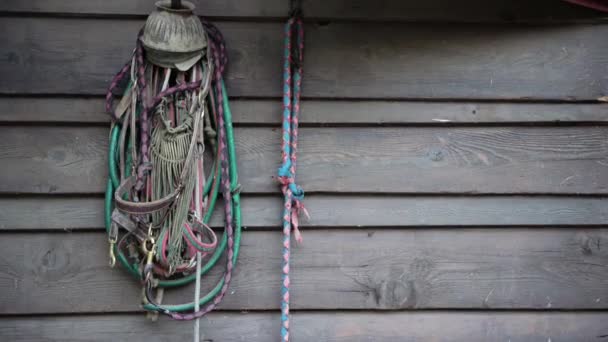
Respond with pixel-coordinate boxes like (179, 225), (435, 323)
(0, 0), (604, 23)
(1, 312), (607, 341)
(0, 229), (606, 313)
(1, 195), (607, 230)
(232, 101), (608, 125)
(303, 0), (608, 22)
(0, 97), (110, 124)
(1, 126), (606, 194)
(3, 97), (608, 124)
(2, 18), (607, 100)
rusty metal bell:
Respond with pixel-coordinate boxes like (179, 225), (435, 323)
(141, 0), (207, 70)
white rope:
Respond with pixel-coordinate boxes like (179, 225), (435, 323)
(193, 64), (203, 342)
(194, 164), (202, 341)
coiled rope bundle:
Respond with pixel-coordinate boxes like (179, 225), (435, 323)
(104, 9), (241, 321)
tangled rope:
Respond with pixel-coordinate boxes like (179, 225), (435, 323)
(277, 10), (306, 342)
(104, 19), (241, 321)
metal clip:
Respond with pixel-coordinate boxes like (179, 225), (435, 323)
(108, 222), (119, 267)
(142, 236), (157, 266)
(108, 238), (117, 267)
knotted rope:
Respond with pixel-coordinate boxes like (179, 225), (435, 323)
(277, 9), (306, 342)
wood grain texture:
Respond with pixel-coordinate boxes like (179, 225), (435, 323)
(2, 18), (607, 100)
(0, 19), (279, 97)
(2, 1), (607, 332)
(0, 229), (606, 313)
(235, 100), (608, 125)
(302, 0), (608, 22)
(2, 195), (607, 230)
(0, 0), (285, 17)
(3, 97), (608, 124)
(0, 126), (108, 194)
(1, 312), (607, 342)
(1, 126), (606, 194)
(0, 0), (604, 23)
(0, 97), (111, 123)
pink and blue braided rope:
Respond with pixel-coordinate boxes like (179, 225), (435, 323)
(277, 15), (305, 342)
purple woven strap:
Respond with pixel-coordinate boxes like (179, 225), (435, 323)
(105, 60), (132, 117)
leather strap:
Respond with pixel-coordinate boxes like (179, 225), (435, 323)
(115, 175), (181, 214)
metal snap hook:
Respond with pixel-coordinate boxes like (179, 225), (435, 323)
(108, 239), (117, 267)
(142, 236), (157, 265)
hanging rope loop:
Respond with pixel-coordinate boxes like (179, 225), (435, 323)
(278, 7), (305, 341)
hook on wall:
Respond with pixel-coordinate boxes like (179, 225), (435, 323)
(290, 0), (302, 17)
(171, 0), (182, 9)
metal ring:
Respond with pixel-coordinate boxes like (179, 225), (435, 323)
(142, 236), (156, 254)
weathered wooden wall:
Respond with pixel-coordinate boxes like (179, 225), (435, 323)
(0, 1), (607, 340)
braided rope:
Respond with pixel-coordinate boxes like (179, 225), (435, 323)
(278, 15), (305, 342)
(105, 58), (132, 115)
